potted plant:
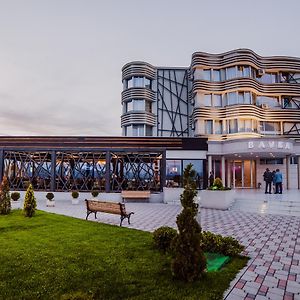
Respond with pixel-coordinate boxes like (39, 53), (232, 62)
(199, 177), (234, 210)
(71, 191), (79, 205)
(46, 192), (55, 207)
(11, 191), (21, 209)
(91, 188), (99, 199)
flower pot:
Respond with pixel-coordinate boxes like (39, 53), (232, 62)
(46, 199), (55, 207)
(198, 190), (235, 210)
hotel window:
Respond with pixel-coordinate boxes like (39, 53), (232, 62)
(290, 157), (298, 164)
(204, 94), (212, 106)
(238, 119), (252, 132)
(226, 67), (237, 80)
(205, 120), (213, 134)
(237, 65), (251, 78)
(260, 158), (283, 165)
(132, 125), (145, 136)
(227, 92), (238, 105)
(257, 73), (277, 84)
(126, 99), (145, 112)
(256, 96), (280, 108)
(203, 69), (211, 81)
(126, 76), (152, 89)
(212, 70), (221, 81)
(214, 120), (223, 134)
(214, 94), (222, 107)
(260, 122), (280, 135)
(145, 125), (153, 136)
(228, 119), (238, 133)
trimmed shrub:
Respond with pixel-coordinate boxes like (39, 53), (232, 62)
(213, 177), (223, 189)
(153, 226), (177, 252)
(91, 190), (99, 198)
(46, 192), (54, 201)
(11, 192), (21, 201)
(171, 164), (206, 282)
(23, 184), (36, 217)
(200, 231), (244, 256)
(71, 191), (79, 199)
(0, 177), (11, 215)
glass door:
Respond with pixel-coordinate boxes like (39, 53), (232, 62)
(230, 160), (256, 188)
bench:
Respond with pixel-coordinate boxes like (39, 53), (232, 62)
(85, 199), (134, 226)
(121, 190), (150, 202)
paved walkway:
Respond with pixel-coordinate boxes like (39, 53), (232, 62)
(21, 190), (300, 300)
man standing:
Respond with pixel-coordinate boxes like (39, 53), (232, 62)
(274, 169), (283, 194)
(263, 168), (273, 194)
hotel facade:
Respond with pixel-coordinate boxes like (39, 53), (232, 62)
(121, 49), (300, 190)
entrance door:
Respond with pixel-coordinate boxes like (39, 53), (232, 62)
(230, 160), (256, 188)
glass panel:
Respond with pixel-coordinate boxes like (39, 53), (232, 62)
(234, 161), (242, 187)
(227, 92), (237, 105)
(213, 70), (221, 81)
(260, 122), (280, 134)
(166, 160), (182, 187)
(244, 66), (251, 77)
(132, 125), (145, 136)
(214, 94), (222, 107)
(183, 160), (204, 189)
(228, 119), (238, 133)
(244, 92), (251, 104)
(215, 120), (223, 134)
(144, 78), (151, 89)
(145, 125), (152, 136)
(238, 92), (244, 104)
(256, 96), (280, 108)
(203, 69), (211, 81)
(204, 94), (212, 106)
(205, 120), (213, 134)
(226, 67), (237, 80)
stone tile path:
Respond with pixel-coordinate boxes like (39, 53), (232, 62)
(34, 195), (300, 300)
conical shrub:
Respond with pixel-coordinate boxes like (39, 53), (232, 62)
(0, 177), (11, 215)
(23, 184), (36, 217)
(171, 164), (206, 281)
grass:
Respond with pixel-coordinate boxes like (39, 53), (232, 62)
(0, 210), (248, 300)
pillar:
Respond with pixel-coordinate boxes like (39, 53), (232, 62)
(298, 156), (300, 189)
(105, 151), (110, 193)
(50, 151), (56, 192)
(285, 155), (290, 190)
(221, 156), (226, 186)
(0, 149), (4, 183)
(208, 155), (212, 174)
(227, 160), (231, 188)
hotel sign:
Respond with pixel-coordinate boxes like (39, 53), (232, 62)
(248, 140), (293, 150)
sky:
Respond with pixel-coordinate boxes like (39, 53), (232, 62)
(0, 0), (299, 136)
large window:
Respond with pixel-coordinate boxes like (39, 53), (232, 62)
(166, 159), (205, 189)
(205, 120), (213, 134)
(126, 99), (145, 112)
(226, 67), (237, 80)
(126, 76), (152, 89)
(228, 119), (238, 133)
(132, 125), (145, 136)
(260, 122), (280, 135)
(257, 73), (277, 84)
(256, 96), (280, 108)
(203, 69), (211, 81)
(214, 120), (223, 134)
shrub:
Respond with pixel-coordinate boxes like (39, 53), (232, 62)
(71, 191), (79, 199)
(200, 231), (244, 256)
(46, 192), (54, 201)
(23, 184), (36, 217)
(11, 192), (21, 201)
(153, 226), (177, 252)
(171, 164), (206, 282)
(213, 177), (223, 189)
(0, 177), (11, 215)
(91, 190), (99, 198)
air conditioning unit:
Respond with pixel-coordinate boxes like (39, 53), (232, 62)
(257, 69), (265, 77)
(261, 103), (269, 109)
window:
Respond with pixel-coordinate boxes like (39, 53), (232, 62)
(204, 94), (212, 106)
(238, 119), (253, 132)
(145, 125), (152, 136)
(126, 77), (152, 89)
(226, 67), (237, 80)
(203, 69), (211, 81)
(227, 92), (237, 105)
(228, 119), (238, 133)
(257, 73), (277, 84)
(205, 120), (213, 134)
(126, 99), (145, 112)
(260, 122), (280, 135)
(256, 96), (280, 108)
(214, 120), (223, 134)
(290, 157), (298, 164)
(260, 159), (283, 165)
(214, 94), (222, 107)
(132, 125), (145, 136)
(212, 70), (221, 81)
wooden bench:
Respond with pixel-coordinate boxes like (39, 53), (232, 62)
(121, 190), (151, 202)
(85, 199), (134, 226)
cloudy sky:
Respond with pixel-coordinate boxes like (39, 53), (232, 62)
(0, 0), (299, 136)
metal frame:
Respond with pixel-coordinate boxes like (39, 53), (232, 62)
(157, 69), (189, 137)
(282, 96), (300, 109)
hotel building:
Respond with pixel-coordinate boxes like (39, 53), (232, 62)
(121, 49), (300, 189)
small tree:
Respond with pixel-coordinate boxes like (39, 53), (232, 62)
(171, 164), (206, 282)
(23, 184), (36, 217)
(0, 177), (11, 215)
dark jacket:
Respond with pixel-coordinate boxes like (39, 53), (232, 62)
(263, 170), (273, 183)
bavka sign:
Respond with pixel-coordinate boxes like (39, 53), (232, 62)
(248, 140), (293, 150)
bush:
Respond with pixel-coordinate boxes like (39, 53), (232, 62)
(71, 191), (79, 199)
(200, 231), (244, 256)
(23, 184), (36, 217)
(153, 226), (177, 252)
(46, 192), (54, 201)
(11, 192), (21, 201)
(0, 177), (11, 215)
(91, 190), (99, 198)
(213, 177), (223, 189)
(171, 164), (206, 282)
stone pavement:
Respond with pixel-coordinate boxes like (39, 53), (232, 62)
(30, 192), (300, 300)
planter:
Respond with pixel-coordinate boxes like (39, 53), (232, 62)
(198, 190), (235, 210)
(46, 200), (55, 207)
(11, 200), (21, 209)
(71, 199), (79, 205)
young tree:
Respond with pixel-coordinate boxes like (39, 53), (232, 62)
(0, 177), (11, 215)
(23, 184), (36, 217)
(171, 164), (206, 282)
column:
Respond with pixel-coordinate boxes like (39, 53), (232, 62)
(221, 156), (226, 186)
(160, 151), (166, 192)
(285, 155), (290, 190)
(50, 151), (56, 192)
(227, 160), (231, 188)
(298, 156), (300, 190)
(105, 151), (110, 193)
(208, 155), (212, 187)
(0, 150), (4, 183)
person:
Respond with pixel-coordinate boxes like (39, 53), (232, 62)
(263, 168), (273, 194)
(274, 169), (283, 194)
(272, 170), (276, 193)
(209, 171), (214, 187)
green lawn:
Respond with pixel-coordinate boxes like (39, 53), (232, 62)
(0, 210), (248, 300)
